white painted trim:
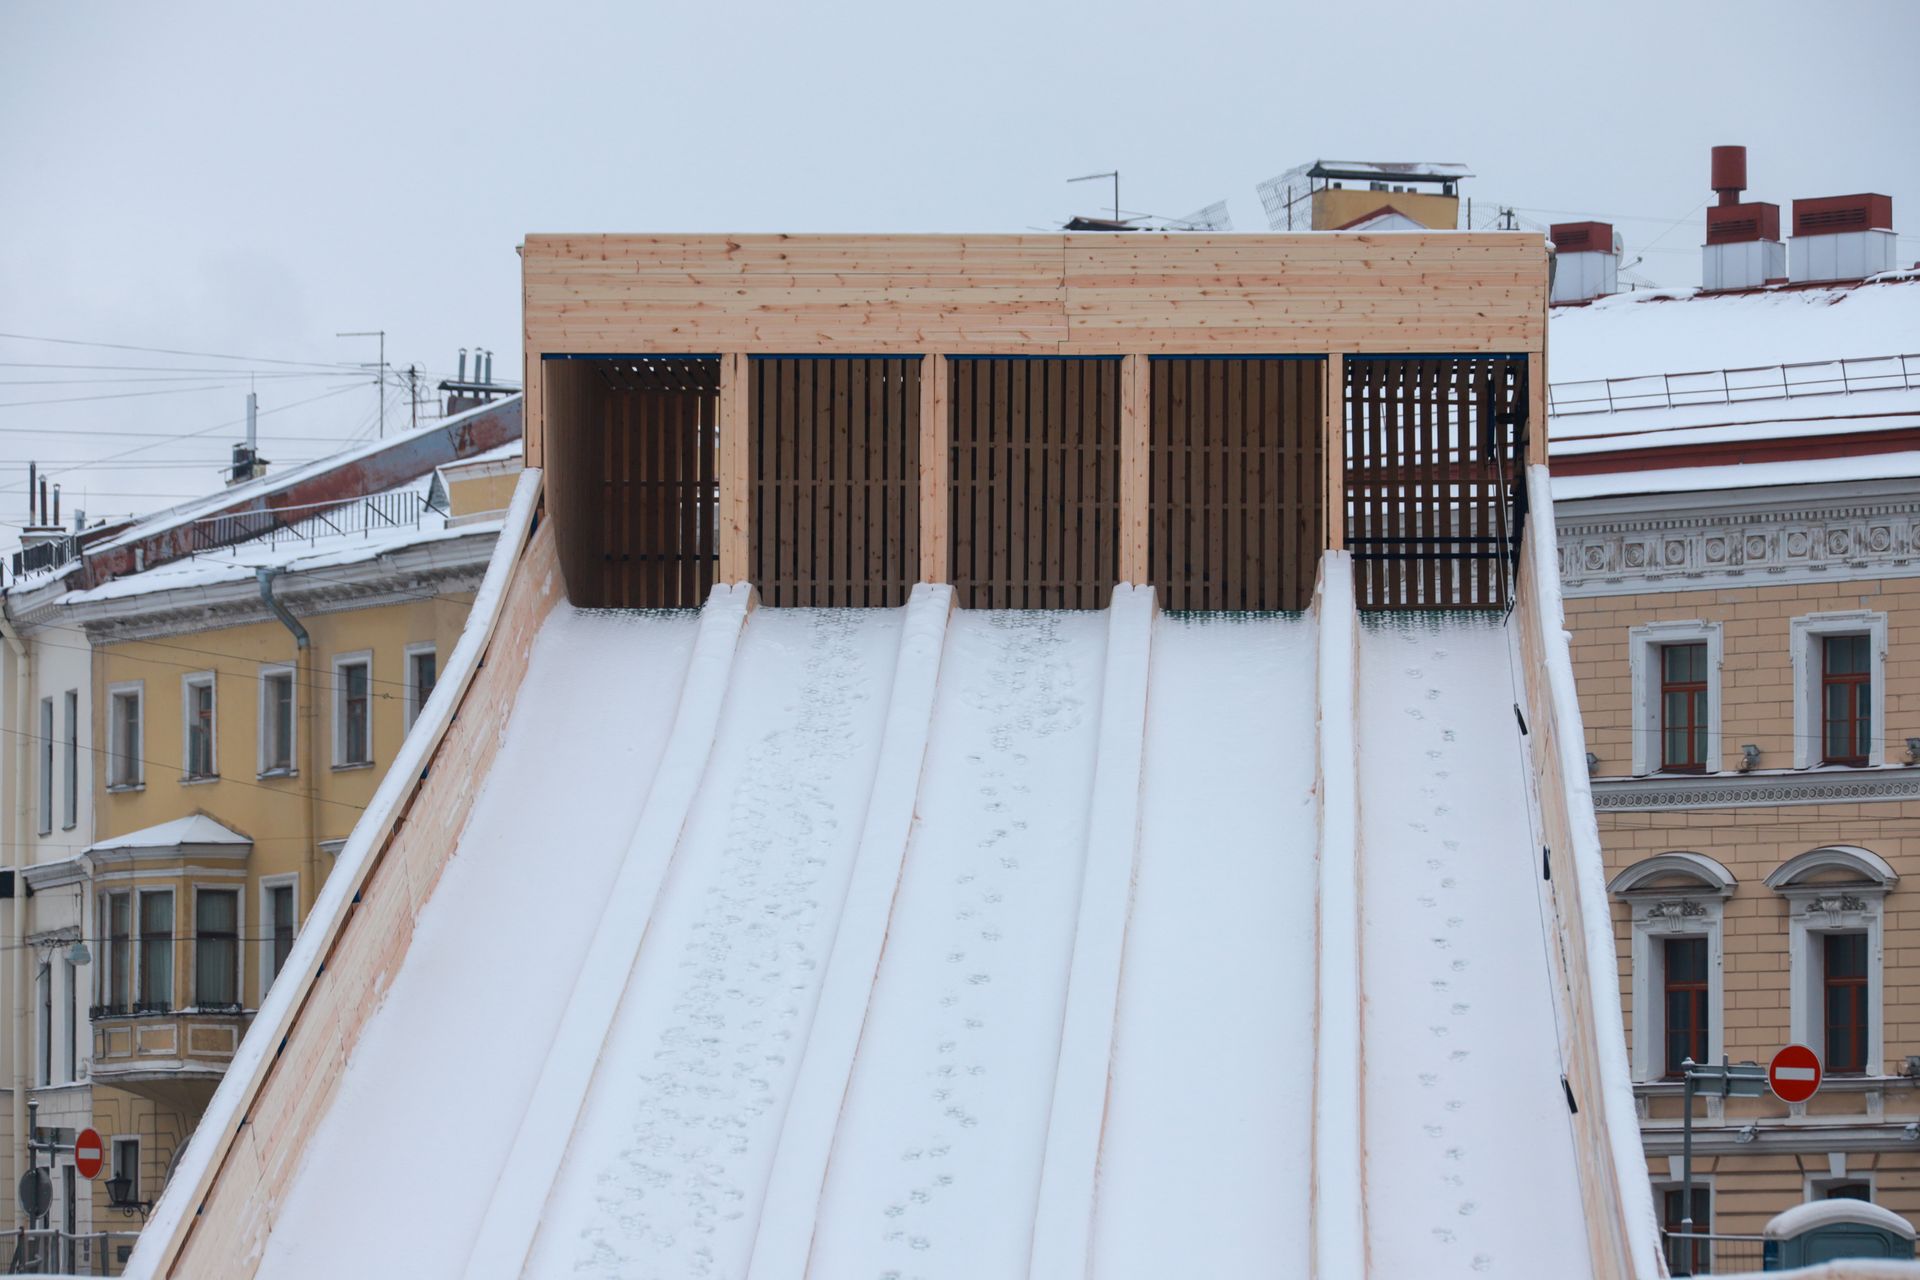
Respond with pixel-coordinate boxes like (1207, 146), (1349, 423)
(747, 583), (955, 1280)
(402, 642), (438, 734)
(461, 581), (757, 1280)
(1804, 1170), (1876, 1203)
(1766, 845), (1899, 891)
(187, 882), (243, 1010)
(330, 650), (373, 768)
(1774, 874), (1888, 1076)
(1621, 899), (1726, 1084)
(1312, 550), (1366, 1279)
(106, 679), (144, 789)
(1608, 851), (1737, 897)
(256, 663), (297, 777)
(37, 694), (54, 834)
(256, 874), (299, 1001)
(1029, 584), (1157, 1279)
(1789, 610), (1889, 769)
(1627, 620), (1723, 777)
(179, 671), (217, 781)
(131, 886), (174, 1011)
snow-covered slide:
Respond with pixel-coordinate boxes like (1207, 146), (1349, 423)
(1089, 612), (1320, 1279)
(1356, 615), (1588, 1278)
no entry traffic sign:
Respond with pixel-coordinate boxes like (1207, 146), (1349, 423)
(74, 1127), (104, 1180)
(1769, 1044), (1823, 1104)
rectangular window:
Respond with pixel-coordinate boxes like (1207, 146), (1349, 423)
(1825, 1182), (1872, 1201)
(334, 655), (372, 766)
(261, 668), (295, 775)
(62, 690), (78, 829)
(1822, 634), (1872, 766)
(60, 957), (76, 1082)
(265, 882), (297, 990)
(112, 1138), (139, 1205)
(1824, 932), (1870, 1073)
(108, 684), (143, 788)
(1665, 937), (1709, 1077)
(405, 645), (438, 732)
(105, 892), (131, 1012)
(194, 889), (239, 1008)
(38, 697), (53, 833)
(37, 963), (51, 1086)
(1659, 643), (1709, 773)
(183, 674), (217, 779)
(1662, 1186), (1713, 1276)
(137, 891), (173, 1012)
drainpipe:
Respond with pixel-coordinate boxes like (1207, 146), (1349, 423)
(2, 607), (30, 1229)
(257, 570), (321, 916)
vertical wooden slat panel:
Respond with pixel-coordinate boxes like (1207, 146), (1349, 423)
(920, 356), (949, 583)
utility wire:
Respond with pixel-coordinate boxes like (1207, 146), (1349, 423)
(0, 332), (362, 372)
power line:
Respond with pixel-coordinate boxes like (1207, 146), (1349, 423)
(0, 332), (361, 372)
(0, 723), (368, 813)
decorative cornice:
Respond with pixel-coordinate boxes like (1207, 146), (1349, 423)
(1593, 768), (1920, 810)
(1556, 486), (1920, 597)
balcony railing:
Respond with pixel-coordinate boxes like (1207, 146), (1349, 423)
(184, 489), (447, 555)
(1549, 352), (1920, 417)
(1662, 1230), (1766, 1276)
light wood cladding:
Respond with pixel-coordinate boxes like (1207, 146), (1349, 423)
(522, 232), (1547, 461)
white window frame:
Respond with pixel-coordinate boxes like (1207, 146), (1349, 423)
(98, 889), (132, 1012)
(62, 689), (78, 830)
(331, 651), (374, 768)
(36, 961), (51, 1086)
(1767, 846), (1896, 1077)
(110, 1136), (140, 1205)
(1805, 1163), (1875, 1203)
(133, 886), (174, 1012)
(60, 953), (76, 1083)
(257, 663), (298, 778)
(180, 671), (218, 781)
(258, 873), (300, 996)
(190, 882), (244, 1011)
(106, 680), (145, 791)
(1628, 620), (1724, 776)
(1790, 610), (1888, 769)
(38, 696), (54, 834)
(1610, 852), (1736, 1083)
(403, 642), (438, 733)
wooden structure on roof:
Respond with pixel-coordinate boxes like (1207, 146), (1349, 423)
(522, 233), (1548, 612)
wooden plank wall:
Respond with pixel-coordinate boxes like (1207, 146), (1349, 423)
(544, 357), (719, 608)
(1148, 357), (1323, 611)
(948, 357), (1120, 609)
(522, 233), (1548, 461)
(1344, 356), (1528, 611)
(747, 356), (921, 606)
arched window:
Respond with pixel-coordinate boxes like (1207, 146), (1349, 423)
(1609, 852), (1737, 1084)
(1767, 847), (1896, 1077)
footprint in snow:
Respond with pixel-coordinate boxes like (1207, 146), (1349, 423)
(1473, 1256), (1494, 1273)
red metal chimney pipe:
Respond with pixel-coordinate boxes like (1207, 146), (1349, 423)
(1712, 145), (1748, 206)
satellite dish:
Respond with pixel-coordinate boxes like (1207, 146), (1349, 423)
(1613, 230), (1626, 256)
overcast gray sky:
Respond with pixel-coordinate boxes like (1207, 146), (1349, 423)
(3, 0), (1916, 550)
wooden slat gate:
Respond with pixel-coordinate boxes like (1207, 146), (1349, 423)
(748, 356), (922, 607)
(1345, 355), (1529, 611)
(948, 356), (1120, 609)
(543, 356), (719, 608)
(1149, 356), (1324, 612)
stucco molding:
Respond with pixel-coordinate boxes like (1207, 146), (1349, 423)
(1556, 486), (1920, 598)
(1592, 769), (1920, 810)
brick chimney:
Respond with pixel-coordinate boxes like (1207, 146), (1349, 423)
(1550, 221), (1618, 303)
(1701, 146), (1785, 291)
(1789, 193), (1896, 283)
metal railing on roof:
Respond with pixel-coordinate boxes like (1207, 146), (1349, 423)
(185, 489), (447, 555)
(1548, 352), (1920, 416)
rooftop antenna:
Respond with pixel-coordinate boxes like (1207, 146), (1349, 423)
(337, 329), (388, 438)
(1069, 170), (1121, 223)
(1175, 200), (1233, 231)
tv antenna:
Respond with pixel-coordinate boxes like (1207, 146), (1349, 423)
(1174, 200), (1233, 231)
(337, 329), (388, 437)
(1068, 170), (1121, 223)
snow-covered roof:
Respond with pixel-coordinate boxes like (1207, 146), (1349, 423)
(1765, 1197), (1916, 1240)
(442, 437), (524, 470)
(1309, 160), (1473, 180)
(89, 394), (522, 556)
(86, 814), (250, 853)
(1549, 274), (1920, 385)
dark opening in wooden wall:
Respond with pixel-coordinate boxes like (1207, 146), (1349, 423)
(1149, 357), (1324, 612)
(1345, 355), (1529, 611)
(948, 357), (1120, 610)
(748, 356), (921, 607)
(544, 357), (720, 609)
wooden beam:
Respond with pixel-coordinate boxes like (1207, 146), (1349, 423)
(524, 352), (545, 470)
(1528, 350), (1548, 470)
(1119, 354), (1150, 584)
(919, 354), (950, 583)
(1324, 355), (1345, 552)
(719, 353), (749, 583)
